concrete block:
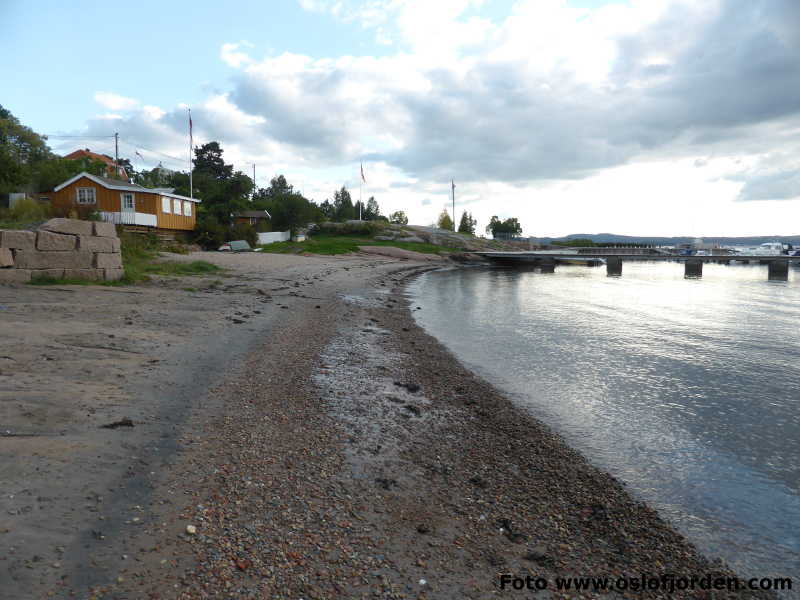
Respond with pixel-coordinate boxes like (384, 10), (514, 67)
(37, 230), (77, 251)
(0, 230), (36, 251)
(94, 253), (123, 269)
(78, 236), (116, 253)
(63, 268), (103, 281)
(39, 218), (93, 237)
(14, 250), (93, 270)
(111, 237), (121, 252)
(0, 269), (31, 284)
(30, 269), (65, 280)
(0, 248), (13, 267)
(93, 221), (118, 237)
(104, 268), (125, 281)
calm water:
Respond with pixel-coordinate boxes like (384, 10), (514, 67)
(409, 262), (800, 583)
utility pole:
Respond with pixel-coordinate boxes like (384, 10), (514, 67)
(451, 180), (456, 231)
(252, 163), (256, 201)
(114, 132), (119, 166)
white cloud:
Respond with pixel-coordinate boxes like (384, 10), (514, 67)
(221, 42), (254, 68)
(94, 92), (139, 111)
(65, 0), (800, 235)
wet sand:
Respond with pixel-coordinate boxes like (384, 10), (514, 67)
(0, 251), (773, 599)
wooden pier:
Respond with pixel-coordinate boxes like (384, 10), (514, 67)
(474, 252), (799, 281)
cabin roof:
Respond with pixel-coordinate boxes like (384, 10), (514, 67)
(53, 172), (200, 203)
(236, 210), (272, 219)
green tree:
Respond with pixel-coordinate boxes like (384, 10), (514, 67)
(333, 186), (355, 221)
(364, 196), (381, 220)
(252, 173), (321, 234)
(319, 199), (334, 220)
(34, 157), (108, 193)
(437, 209), (454, 231)
(486, 215), (522, 238)
(0, 105), (51, 193)
(389, 210), (408, 225)
(189, 142), (253, 225)
(457, 211), (477, 234)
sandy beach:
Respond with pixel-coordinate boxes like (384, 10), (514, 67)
(0, 250), (774, 599)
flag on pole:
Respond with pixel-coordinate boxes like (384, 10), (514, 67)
(361, 163), (366, 183)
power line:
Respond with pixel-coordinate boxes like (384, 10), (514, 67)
(43, 134), (116, 139)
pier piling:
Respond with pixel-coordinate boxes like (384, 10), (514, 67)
(685, 259), (703, 279)
(606, 257), (623, 277)
(539, 258), (556, 273)
(768, 260), (789, 281)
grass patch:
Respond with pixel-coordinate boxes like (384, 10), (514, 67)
(143, 260), (221, 276)
(259, 233), (457, 255)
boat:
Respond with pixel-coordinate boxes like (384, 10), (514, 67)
(749, 242), (787, 256)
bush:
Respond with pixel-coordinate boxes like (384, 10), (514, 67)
(193, 215), (227, 250)
(9, 197), (49, 222)
(228, 223), (257, 247)
(310, 221), (383, 237)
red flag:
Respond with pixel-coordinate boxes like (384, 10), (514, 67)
(361, 163), (366, 183)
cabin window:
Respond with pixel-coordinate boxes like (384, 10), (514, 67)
(162, 196), (171, 213)
(183, 202), (192, 217)
(77, 187), (96, 204)
(121, 193), (135, 210)
(173, 199), (181, 214)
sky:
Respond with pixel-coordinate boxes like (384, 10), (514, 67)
(2, 0), (799, 237)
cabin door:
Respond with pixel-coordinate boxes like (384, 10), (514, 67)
(121, 193), (135, 213)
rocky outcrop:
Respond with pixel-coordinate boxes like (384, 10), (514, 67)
(0, 218), (124, 283)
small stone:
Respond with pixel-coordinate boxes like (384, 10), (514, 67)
(186, 524), (197, 535)
(524, 545), (548, 562)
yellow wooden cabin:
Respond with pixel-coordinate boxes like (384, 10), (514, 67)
(47, 172), (200, 232)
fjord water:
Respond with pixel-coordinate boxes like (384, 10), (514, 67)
(409, 262), (800, 583)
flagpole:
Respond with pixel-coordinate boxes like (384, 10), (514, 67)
(188, 108), (193, 200)
(452, 180), (456, 231)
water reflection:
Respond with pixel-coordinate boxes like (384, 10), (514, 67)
(409, 262), (800, 584)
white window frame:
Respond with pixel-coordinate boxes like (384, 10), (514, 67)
(121, 192), (135, 210)
(162, 196), (171, 214)
(173, 199), (181, 215)
(183, 202), (192, 217)
(76, 187), (96, 204)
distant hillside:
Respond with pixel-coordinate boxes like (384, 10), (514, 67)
(533, 233), (800, 246)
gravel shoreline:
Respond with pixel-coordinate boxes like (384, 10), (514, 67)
(3, 253), (775, 598)
(105, 260), (774, 599)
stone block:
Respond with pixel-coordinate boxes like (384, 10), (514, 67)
(30, 269), (65, 280)
(78, 236), (116, 253)
(94, 253), (123, 269)
(104, 268), (125, 281)
(39, 218), (93, 237)
(0, 230), (36, 251)
(63, 268), (103, 281)
(0, 248), (13, 267)
(37, 230), (77, 251)
(93, 221), (118, 237)
(0, 269), (31, 284)
(14, 250), (93, 270)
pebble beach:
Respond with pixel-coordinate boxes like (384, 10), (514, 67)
(0, 251), (776, 599)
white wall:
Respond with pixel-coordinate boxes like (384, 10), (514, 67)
(258, 231), (291, 244)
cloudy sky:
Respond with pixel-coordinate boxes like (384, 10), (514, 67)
(3, 0), (799, 237)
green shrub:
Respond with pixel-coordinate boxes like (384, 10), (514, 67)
(9, 197), (49, 222)
(229, 223), (257, 247)
(311, 221), (383, 237)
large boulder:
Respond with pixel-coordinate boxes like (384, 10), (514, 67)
(40, 218), (94, 237)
